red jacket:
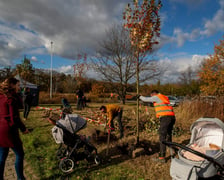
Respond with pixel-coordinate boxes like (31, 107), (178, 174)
(0, 92), (26, 147)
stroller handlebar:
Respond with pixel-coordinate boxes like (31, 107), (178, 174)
(163, 141), (224, 171)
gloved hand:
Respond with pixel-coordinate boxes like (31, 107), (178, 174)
(136, 94), (141, 99)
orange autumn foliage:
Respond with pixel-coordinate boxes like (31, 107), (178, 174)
(198, 38), (224, 96)
(91, 83), (106, 95)
(123, 0), (162, 52)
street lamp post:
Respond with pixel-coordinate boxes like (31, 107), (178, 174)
(50, 41), (53, 99)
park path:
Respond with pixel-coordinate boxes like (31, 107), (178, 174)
(4, 149), (39, 180)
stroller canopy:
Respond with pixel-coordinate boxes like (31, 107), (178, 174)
(190, 117), (224, 148)
(56, 114), (87, 134)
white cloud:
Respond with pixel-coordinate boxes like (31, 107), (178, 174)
(159, 54), (207, 83)
(160, 0), (223, 48)
(173, 29), (188, 47)
(56, 65), (99, 79)
(0, 22), (44, 66)
(191, 55), (207, 68)
(57, 65), (73, 74)
(0, 0), (130, 65)
(86, 68), (101, 80)
(158, 28), (200, 48)
(0, 0), (222, 70)
(31, 56), (38, 62)
(201, 0), (224, 36)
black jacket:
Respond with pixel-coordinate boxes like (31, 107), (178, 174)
(23, 92), (33, 105)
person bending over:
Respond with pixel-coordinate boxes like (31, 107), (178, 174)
(100, 104), (124, 139)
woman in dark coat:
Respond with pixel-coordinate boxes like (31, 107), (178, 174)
(0, 77), (29, 180)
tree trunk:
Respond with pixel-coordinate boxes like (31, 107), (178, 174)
(121, 97), (126, 105)
(118, 94), (126, 105)
(136, 57), (140, 144)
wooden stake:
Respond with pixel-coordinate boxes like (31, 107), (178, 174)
(106, 129), (111, 156)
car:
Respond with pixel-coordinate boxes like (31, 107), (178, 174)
(168, 96), (180, 107)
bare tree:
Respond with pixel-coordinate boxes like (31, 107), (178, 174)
(179, 66), (197, 85)
(0, 66), (14, 81)
(91, 25), (161, 104)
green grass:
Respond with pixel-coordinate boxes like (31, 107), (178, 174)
(21, 109), (61, 179)
(20, 105), (143, 179)
(20, 103), (192, 180)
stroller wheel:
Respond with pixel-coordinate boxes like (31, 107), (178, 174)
(59, 158), (74, 173)
(94, 155), (101, 165)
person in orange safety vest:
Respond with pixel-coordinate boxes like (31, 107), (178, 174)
(139, 90), (176, 163)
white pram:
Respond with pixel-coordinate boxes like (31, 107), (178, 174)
(164, 117), (224, 180)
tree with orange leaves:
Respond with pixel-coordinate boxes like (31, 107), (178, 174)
(198, 38), (224, 96)
(123, 0), (161, 52)
(123, 0), (162, 143)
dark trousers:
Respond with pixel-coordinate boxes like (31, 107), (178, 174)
(110, 110), (124, 138)
(159, 116), (176, 157)
(0, 145), (25, 180)
(77, 98), (83, 110)
(23, 103), (31, 119)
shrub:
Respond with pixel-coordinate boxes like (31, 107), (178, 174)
(39, 92), (76, 104)
(175, 97), (224, 130)
(39, 91), (120, 104)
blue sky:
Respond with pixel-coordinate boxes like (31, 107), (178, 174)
(0, 0), (223, 82)
(160, 0), (222, 54)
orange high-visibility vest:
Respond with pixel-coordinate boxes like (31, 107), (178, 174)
(153, 94), (175, 118)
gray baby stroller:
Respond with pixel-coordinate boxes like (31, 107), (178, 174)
(163, 117), (224, 180)
(51, 114), (100, 173)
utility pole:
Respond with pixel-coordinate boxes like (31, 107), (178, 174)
(50, 41), (53, 99)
